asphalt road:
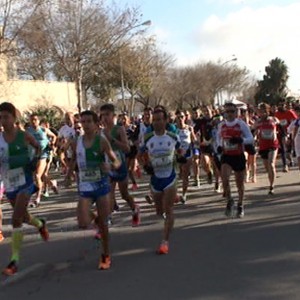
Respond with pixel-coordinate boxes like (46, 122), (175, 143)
(1, 163), (300, 300)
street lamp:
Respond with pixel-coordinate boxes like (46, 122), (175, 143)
(120, 20), (151, 115)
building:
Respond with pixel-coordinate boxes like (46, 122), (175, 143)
(0, 53), (77, 113)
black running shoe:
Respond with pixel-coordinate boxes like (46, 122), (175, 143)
(225, 199), (234, 217)
(237, 205), (244, 218)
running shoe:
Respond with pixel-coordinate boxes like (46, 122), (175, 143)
(145, 195), (153, 204)
(43, 191), (50, 198)
(113, 203), (119, 212)
(131, 183), (138, 191)
(268, 187), (274, 195)
(0, 231), (4, 243)
(98, 254), (111, 270)
(179, 195), (187, 204)
(237, 205), (245, 218)
(283, 165), (289, 173)
(132, 205), (141, 227)
(193, 179), (200, 187)
(39, 219), (49, 241)
(107, 216), (113, 227)
(2, 260), (18, 276)
(156, 241), (169, 255)
(214, 182), (222, 193)
(174, 195), (180, 204)
(51, 180), (59, 194)
(29, 200), (39, 208)
(225, 198), (234, 217)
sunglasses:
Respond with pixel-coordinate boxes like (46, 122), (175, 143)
(178, 115), (185, 119)
(225, 110), (236, 114)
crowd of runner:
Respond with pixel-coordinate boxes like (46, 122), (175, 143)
(0, 98), (299, 275)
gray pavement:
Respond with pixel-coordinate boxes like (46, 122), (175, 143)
(1, 164), (300, 300)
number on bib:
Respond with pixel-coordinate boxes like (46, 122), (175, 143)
(79, 169), (101, 182)
(4, 168), (26, 191)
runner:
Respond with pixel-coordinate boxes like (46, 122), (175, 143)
(66, 110), (120, 270)
(27, 114), (58, 207)
(240, 109), (257, 183)
(275, 99), (297, 172)
(0, 179), (4, 242)
(100, 104), (140, 227)
(140, 108), (182, 254)
(175, 110), (196, 203)
(254, 103), (281, 195)
(217, 102), (253, 218)
(0, 102), (49, 276)
(198, 107), (214, 185)
(191, 107), (202, 187)
(57, 112), (76, 175)
(290, 106), (300, 172)
(121, 114), (139, 191)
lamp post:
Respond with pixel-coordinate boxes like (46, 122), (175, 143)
(218, 56), (238, 106)
(120, 20), (151, 114)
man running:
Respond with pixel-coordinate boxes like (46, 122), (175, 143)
(66, 110), (120, 270)
(217, 102), (253, 218)
(27, 114), (57, 206)
(254, 103), (281, 195)
(100, 104), (140, 226)
(140, 109), (183, 254)
(0, 102), (49, 276)
(175, 110), (196, 203)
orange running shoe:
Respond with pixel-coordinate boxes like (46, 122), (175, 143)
(156, 241), (169, 255)
(0, 231), (4, 243)
(2, 260), (18, 276)
(39, 219), (49, 241)
(98, 254), (111, 270)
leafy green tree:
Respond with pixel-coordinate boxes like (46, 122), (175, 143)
(255, 57), (289, 105)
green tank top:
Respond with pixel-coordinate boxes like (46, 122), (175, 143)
(110, 125), (125, 162)
(8, 131), (30, 169)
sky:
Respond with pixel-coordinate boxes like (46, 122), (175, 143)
(111, 0), (300, 94)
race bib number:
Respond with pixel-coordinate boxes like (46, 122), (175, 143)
(79, 169), (101, 183)
(261, 129), (274, 140)
(152, 155), (173, 168)
(280, 119), (288, 126)
(4, 168), (26, 190)
(223, 139), (238, 150)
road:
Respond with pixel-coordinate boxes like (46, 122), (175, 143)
(1, 163), (300, 300)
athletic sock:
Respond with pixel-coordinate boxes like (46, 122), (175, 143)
(11, 228), (24, 262)
(28, 214), (43, 229)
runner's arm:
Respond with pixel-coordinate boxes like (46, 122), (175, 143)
(240, 121), (254, 145)
(111, 126), (130, 153)
(100, 135), (121, 169)
(25, 131), (41, 157)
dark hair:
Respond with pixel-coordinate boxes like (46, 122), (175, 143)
(258, 103), (271, 112)
(30, 113), (39, 119)
(0, 102), (17, 118)
(144, 107), (153, 113)
(100, 103), (115, 113)
(175, 109), (184, 115)
(153, 109), (168, 120)
(224, 102), (237, 110)
(154, 105), (166, 112)
(80, 110), (98, 123)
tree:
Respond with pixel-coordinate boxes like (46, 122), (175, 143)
(255, 57), (289, 105)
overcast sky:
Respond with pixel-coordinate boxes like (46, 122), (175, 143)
(112, 0), (300, 94)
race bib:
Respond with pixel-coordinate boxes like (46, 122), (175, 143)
(79, 169), (101, 183)
(223, 139), (238, 150)
(261, 129), (274, 140)
(4, 168), (26, 190)
(280, 119), (288, 126)
(152, 155), (173, 168)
